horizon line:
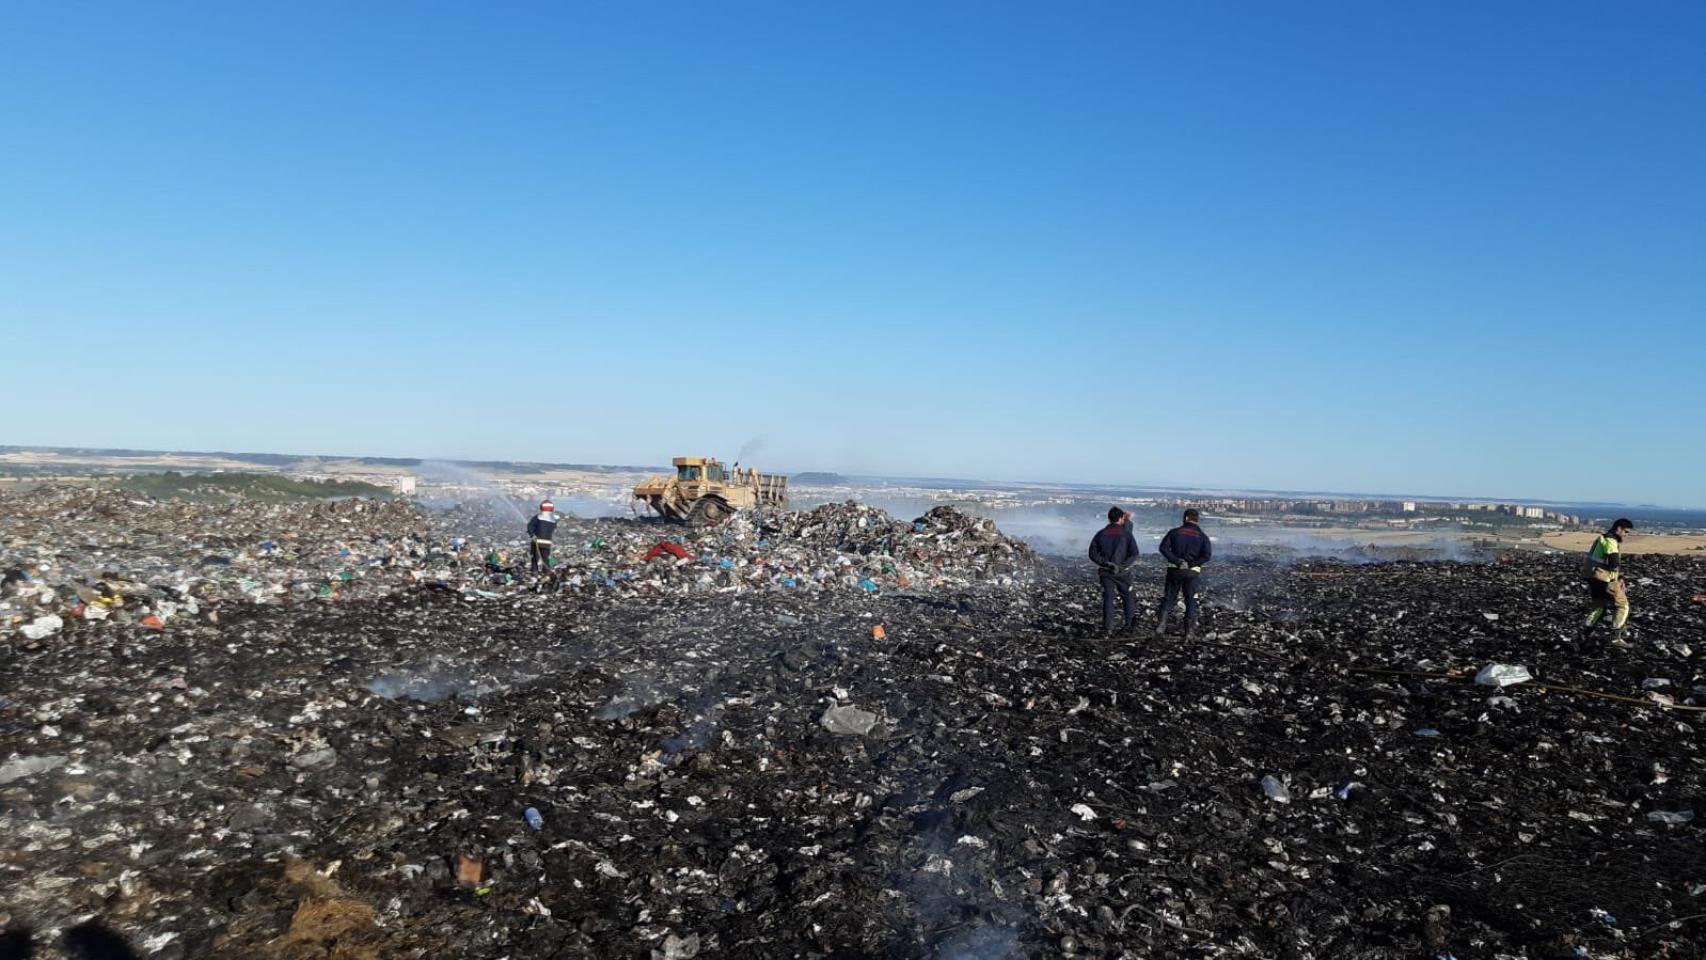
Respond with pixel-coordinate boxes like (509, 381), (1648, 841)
(0, 442), (1697, 513)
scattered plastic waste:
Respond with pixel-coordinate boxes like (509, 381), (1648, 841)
(18, 614), (63, 640)
(1, 481), (1702, 956)
(1261, 775), (1291, 803)
(1474, 664), (1532, 687)
(0, 755), (68, 785)
(819, 704), (880, 736)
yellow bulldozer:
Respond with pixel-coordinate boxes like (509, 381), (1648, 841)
(632, 456), (789, 524)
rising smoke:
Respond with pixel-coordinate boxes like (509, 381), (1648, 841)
(416, 460), (531, 523)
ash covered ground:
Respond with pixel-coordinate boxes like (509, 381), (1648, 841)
(4, 487), (1706, 959)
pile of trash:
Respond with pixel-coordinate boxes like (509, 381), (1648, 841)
(1, 487), (1035, 644)
(453, 503), (1033, 600)
(0, 485), (434, 639)
(6, 484), (1706, 958)
(775, 501), (1033, 578)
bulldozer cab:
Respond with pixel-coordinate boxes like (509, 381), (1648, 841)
(675, 458), (727, 483)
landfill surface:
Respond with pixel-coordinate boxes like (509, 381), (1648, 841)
(4, 485), (1706, 959)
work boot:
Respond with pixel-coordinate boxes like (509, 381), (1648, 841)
(1154, 614), (1169, 638)
(1609, 628), (1631, 648)
(1182, 618), (1198, 642)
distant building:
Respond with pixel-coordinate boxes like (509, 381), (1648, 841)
(1401, 501), (1417, 512)
(394, 476), (417, 496)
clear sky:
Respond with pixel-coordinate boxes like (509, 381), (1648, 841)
(2, 3), (1702, 506)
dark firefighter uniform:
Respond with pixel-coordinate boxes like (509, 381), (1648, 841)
(527, 501), (558, 573)
(1088, 520), (1141, 636)
(1156, 520), (1212, 638)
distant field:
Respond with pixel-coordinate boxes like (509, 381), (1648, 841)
(1539, 531), (1706, 555)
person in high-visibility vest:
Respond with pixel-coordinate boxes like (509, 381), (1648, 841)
(1583, 518), (1634, 646)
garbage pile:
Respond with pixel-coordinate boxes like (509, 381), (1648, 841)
(773, 501), (1035, 586)
(4, 488), (1706, 958)
(0, 485), (433, 638)
(1, 487), (1037, 644)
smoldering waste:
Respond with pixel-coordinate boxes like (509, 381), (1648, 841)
(3, 485), (1706, 958)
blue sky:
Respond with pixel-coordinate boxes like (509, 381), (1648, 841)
(2, 3), (1702, 506)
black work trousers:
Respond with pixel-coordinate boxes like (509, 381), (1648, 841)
(529, 542), (553, 572)
(1159, 568), (1201, 628)
(1099, 572), (1135, 634)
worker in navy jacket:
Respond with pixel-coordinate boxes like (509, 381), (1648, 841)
(1156, 508), (1212, 639)
(1088, 507), (1141, 638)
(527, 500), (558, 573)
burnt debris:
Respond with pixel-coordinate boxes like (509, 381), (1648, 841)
(3, 484), (1705, 958)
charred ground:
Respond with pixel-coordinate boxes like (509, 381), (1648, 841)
(3, 489), (1706, 959)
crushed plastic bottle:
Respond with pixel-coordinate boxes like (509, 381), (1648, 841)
(1645, 809), (1694, 825)
(524, 806), (544, 830)
(1260, 775), (1291, 803)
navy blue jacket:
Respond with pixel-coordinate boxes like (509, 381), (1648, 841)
(1088, 523), (1141, 574)
(527, 516), (557, 542)
(1159, 522), (1211, 567)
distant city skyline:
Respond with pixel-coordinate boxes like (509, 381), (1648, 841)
(3, 4), (1702, 506)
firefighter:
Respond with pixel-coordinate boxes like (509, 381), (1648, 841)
(1088, 507), (1141, 638)
(527, 499), (558, 573)
(1156, 508), (1212, 640)
(1583, 518), (1634, 646)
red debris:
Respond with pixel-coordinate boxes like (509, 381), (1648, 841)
(641, 542), (693, 563)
